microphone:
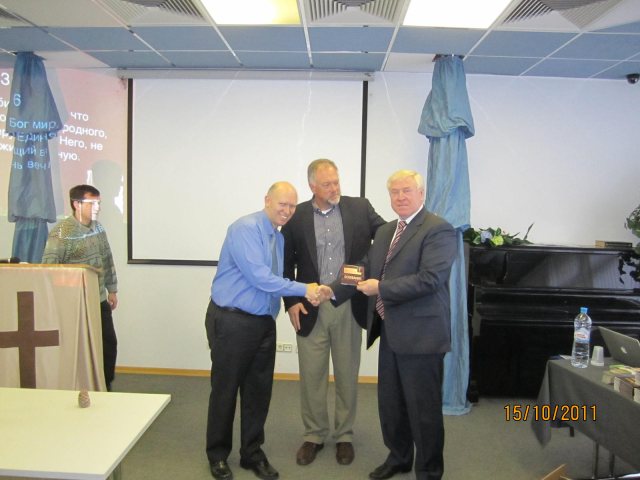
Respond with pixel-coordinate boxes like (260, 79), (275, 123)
(0, 257), (20, 264)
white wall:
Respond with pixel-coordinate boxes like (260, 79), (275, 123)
(4, 71), (639, 376)
(364, 73), (640, 246)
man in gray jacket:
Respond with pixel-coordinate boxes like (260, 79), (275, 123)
(332, 170), (456, 480)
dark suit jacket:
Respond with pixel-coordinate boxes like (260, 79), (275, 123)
(333, 208), (457, 355)
(282, 195), (385, 337)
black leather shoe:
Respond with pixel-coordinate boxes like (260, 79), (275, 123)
(210, 460), (233, 480)
(240, 458), (279, 480)
(296, 441), (324, 465)
(369, 462), (412, 480)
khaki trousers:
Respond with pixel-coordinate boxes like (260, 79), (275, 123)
(296, 300), (362, 444)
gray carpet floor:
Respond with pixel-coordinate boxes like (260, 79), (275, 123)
(111, 373), (636, 480)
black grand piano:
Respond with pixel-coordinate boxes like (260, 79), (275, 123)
(468, 244), (640, 398)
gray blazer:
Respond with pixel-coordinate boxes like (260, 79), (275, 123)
(333, 208), (457, 355)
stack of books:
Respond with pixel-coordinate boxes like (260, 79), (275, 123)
(595, 240), (633, 248)
(603, 364), (640, 402)
(602, 364), (636, 384)
(614, 376), (640, 400)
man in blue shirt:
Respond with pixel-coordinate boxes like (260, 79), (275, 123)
(205, 182), (319, 480)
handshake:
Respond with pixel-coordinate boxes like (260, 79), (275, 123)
(288, 283), (335, 332)
(304, 283), (333, 307)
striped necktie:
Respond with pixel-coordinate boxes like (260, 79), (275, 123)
(375, 220), (407, 319)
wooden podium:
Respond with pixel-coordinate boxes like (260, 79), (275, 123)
(0, 264), (106, 391)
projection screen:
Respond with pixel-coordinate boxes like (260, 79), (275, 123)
(130, 78), (366, 265)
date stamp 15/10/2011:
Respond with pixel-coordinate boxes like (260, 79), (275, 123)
(504, 404), (597, 422)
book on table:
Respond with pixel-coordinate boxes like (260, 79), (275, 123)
(595, 240), (633, 248)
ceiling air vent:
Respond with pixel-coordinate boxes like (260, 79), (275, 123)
(305, 0), (404, 24)
(335, 0), (376, 6)
(553, 0), (622, 28)
(119, 0), (204, 19)
(503, 0), (553, 23)
(503, 0), (623, 28)
(124, 0), (165, 6)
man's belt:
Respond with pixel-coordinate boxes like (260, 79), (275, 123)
(214, 302), (273, 320)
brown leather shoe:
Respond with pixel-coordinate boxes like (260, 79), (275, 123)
(336, 442), (354, 465)
(296, 441), (324, 465)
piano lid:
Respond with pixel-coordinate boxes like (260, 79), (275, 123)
(469, 244), (640, 293)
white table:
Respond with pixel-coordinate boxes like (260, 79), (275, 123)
(0, 387), (170, 479)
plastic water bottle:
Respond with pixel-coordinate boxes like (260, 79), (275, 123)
(571, 307), (592, 368)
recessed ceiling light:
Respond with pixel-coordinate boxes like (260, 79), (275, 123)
(403, 0), (512, 29)
(200, 0), (300, 25)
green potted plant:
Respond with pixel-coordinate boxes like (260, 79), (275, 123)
(626, 204), (640, 254)
(620, 204), (640, 283)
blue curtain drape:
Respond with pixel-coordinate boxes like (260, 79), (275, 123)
(6, 52), (62, 263)
(418, 55), (474, 415)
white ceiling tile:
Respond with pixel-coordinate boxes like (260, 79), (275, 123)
(0, 0), (123, 27)
(383, 52), (435, 72)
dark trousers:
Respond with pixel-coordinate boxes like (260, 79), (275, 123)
(100, 300), (117, 391)
(378, 324), (445, 480)
(205, 300), (276, 465)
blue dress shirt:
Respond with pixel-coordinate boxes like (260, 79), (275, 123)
(211, 210), (307, 319)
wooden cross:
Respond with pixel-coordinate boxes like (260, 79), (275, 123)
(0, 291), (59, 388)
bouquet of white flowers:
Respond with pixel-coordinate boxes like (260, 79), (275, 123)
(463, 223), (533, 247)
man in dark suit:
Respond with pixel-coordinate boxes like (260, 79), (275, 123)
(329, 169), (456, 480)
(282, 159), (385, 467)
